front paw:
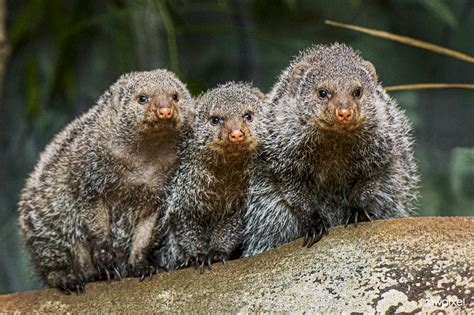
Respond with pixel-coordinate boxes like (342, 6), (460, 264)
(345, 207), (372, 227)
(206, 249), (229, 265)
(47, 270), (87, 295)
(181, 253), (211, 274)
(91, 243), (121, 281)
(302, 220), (328, 248)
(128, 261), (161, 282)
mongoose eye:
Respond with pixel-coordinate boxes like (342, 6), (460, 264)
(243, 112), (253, 122)
(172, 93), (179, 102)
(138, 94), (149, 105)
(352, 88), (362, 98)
(318, 89), (328, 99)
(210, 116), (222, 126)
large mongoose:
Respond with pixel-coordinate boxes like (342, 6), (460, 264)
(18, 69), (194, 293)
(154, 82), (266, 272)
(243, 43), (418, 256)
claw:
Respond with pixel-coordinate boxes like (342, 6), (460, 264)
(75, 283), (81, 295)
(345, 208), (372, 227)
(302, 232), (309, 247)
(303, 220), (328, 248)
(113, 266), (122, 280)
(58, 284), (71, 295)
(104, 268), (111, 282)
(362, 208), (373, 222)
(79, 281), (86, 293)
(139, 273), (146, 282)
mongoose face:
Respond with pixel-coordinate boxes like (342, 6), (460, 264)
(107, 69), (193, 136)
(194, 83), (265, 157)
(287, 43), (380, 134)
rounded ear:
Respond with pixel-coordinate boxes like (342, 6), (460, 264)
(362, 61), (378, 82)
(290, 62), (309, 96)
(251, 87), (267, 102)
(109, 73), (133, 108)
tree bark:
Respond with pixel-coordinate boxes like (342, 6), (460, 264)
(0, 217), (472, 313)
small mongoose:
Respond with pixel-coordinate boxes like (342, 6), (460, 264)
(154, 82), (266, 272)
(18, 69), (194, 293)
(243, 43), (418, 256)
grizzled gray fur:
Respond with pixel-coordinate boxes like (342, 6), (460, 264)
(243, 43), (418, 256)
(18, 69), (194, 293)
(154, 82), (266, 271)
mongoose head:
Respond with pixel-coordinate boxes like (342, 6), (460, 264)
(283, 43), (381, 134)
(194, 82), (266, 157)
(103, 69), (193, 137)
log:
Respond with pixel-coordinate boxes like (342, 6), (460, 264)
(0, 217), (472, 313)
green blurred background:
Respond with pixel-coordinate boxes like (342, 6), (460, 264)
(0, 0), (472, 293)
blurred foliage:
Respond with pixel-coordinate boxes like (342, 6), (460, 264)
(0, 0), (472, 294)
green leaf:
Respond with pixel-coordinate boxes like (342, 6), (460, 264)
(9, 0), (47, 48)
(420, 0), (458, 29)
(25, 57), (41, 120)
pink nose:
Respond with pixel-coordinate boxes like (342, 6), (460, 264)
(229, 129), (245, 143)
(157, 107), (173, 120)
(336, 108), (352, 122)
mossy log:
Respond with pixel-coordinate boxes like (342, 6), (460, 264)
(0, 217), (472, 313)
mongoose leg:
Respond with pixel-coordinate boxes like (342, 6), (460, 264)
(91, 242), (121, 281)
(24, 228), (92, 294)
(207, 210), (243, 264)
(128, 212), (159, 280)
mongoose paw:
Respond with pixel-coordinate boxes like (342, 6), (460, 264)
(302, 220), (328, 248)
(56, 275), (87, 295)
(182, 253), (211, 274)
(47, 270), (87, 294)
(128, 262), (157, 282)
(345, 207), (372, 228)
(92, 244), (121, 281)
(205, 249), (229, 266)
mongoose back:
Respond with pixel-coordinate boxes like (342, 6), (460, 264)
(243, 43), (418, 256)
(18, 69), (194, 293)
(155, 82), (266, 271)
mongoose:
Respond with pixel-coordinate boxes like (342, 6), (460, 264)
(154, 82), (266, 272)
(243, 43), (418, 256)
(18, 69), (194, 293)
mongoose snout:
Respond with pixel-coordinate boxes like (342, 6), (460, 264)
(336, 107), (353, 122)
(229, 128), (245, 142)
(154, 94), (175, 120)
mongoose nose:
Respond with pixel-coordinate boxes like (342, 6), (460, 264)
(157, 107), (174, 120)
(336, 108), (353, 122)
(229, 129), (245, 143)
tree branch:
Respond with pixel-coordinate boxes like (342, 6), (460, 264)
(0, 217), (472, 313)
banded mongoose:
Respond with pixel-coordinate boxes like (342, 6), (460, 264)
(154, 82), (266, 272)
(18, 69), (194, 293)
(243, 43), (418, 256)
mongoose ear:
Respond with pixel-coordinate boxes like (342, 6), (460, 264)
(290, 62), (309, 96)
(251, 88), (267, 101)
(109, 75), (131, 108)
(362, 61), (378, 82)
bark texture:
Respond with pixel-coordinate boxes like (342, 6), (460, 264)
(0, 217), (472, 313)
